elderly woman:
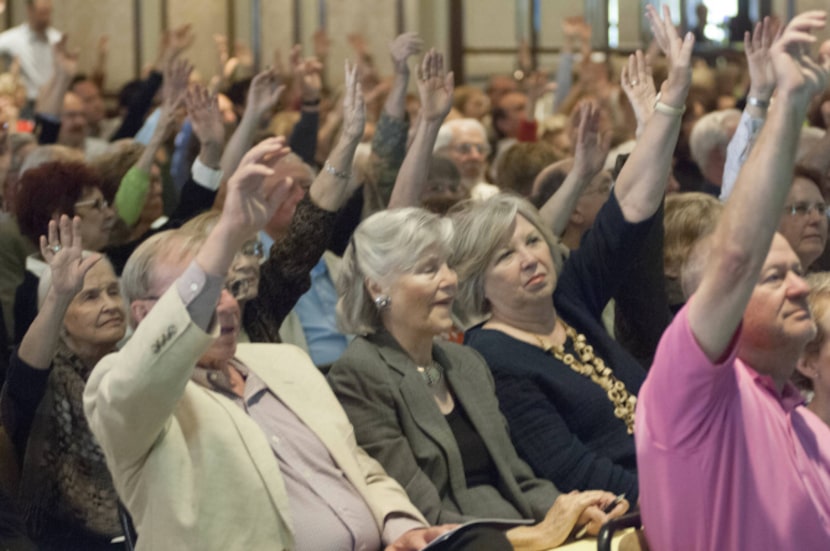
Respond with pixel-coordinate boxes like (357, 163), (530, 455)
(795, 272), (830, 428)
(450, 8), (693, 502)
(1, 215), (125, 548)
(328, 207), (625, 550)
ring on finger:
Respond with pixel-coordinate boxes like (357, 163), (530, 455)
(50, 244), (62, 253)
(631, 80), (639, 85)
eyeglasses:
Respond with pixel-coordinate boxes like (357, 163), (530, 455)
(225, 277), (252, 300)
(784, 201), (829, 217)
(74, 197), (110, 211)
(451, 142), (491, 156)
(241, 240), (264, 259)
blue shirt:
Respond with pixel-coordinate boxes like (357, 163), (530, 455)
(294, 258), (352, 366)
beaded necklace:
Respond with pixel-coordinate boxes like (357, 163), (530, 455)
(533, 321), (636, 434)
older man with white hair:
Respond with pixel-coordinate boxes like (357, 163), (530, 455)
(688, 108), (741, 193)
(83, 137), (463, 551)
(434, 118), (499, 200)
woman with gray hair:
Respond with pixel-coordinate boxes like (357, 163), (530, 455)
(328, 208), (626, 550)
(451, 5), (694, 503)
(1, 215), (126, 548)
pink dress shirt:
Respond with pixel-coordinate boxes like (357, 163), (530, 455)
(636, 304), (830, 550)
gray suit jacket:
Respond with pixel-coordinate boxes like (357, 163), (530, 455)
(328, 332), (560, 525)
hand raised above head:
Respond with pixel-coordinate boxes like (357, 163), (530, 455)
(185, 83), (225, 148)
(573, 100), (611, 177)
(745, 16), (781, 102)
(341, 60), (366, 141)
(40, 215), (101, 299)
(646, 4), (694, 108)
(220, 137), (295, 237)
(163, 57), (193, 112)
(415, 49), (454, 123)
(769, 11), (830, 101)
(246, 67), (285, 120)
(389, 32), (423, 74)
(620, 49), (657, 133)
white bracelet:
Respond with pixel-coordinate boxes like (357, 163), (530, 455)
(653, 92), (686, 117)
(324, 161), (350, 180)
(747, 96), (770, 109)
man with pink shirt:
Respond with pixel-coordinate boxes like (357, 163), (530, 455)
(636, 10), (830, 551)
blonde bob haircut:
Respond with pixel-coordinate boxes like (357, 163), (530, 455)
(337, 207), (454, 336)
(663, 192), (723, 278)
(449, 193), (565, 323)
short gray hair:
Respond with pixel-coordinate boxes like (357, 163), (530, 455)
(449, 194), (565, 323)
(689, 109), (740, 170)
(121, 229), (205, 324)
(434, 118), (488, 152)
(337, 208), (454, 335)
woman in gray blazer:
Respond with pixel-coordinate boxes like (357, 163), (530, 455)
(328, 208), (627, 550)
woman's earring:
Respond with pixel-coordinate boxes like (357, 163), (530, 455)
(374, 295), (391, 310)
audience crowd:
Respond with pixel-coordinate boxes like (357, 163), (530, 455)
(0, 1), (829, 549)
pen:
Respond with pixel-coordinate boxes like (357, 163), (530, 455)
(573, 493), (625, 539)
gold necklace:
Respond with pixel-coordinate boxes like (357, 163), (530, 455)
(534, 322), (636, 434)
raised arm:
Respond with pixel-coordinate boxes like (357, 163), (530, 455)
(537, 100), (610, 236)
(721, 17), (780, 201)
(287, 46), (324, 165)
(4, 216), (100, 451)
(34, 35), (77, 144)
(84, 137), (295, 468)
(689, 12), (830, 361)
(384, 32), (423, 120)
(18, 217), (100, 369)
(619, 50), (657, 138)
(219, 67), (284, 177)
(613, 5), (693, 223)
(115, 59), (191, 227)
(388, 49), (454, 209)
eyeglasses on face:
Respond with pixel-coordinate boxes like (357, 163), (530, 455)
(452, 142), (491, 156)
(74, 197), (110, 211)
(240, 240), (264, 259)
(784, 201), (829, 217)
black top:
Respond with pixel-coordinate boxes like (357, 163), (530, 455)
(466, 192), (652, 502)
(445, 404), (498, 488)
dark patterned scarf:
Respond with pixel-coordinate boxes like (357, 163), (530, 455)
(17, 341), (121, 540)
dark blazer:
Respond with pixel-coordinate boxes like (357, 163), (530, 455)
(328, 332), (560, 525)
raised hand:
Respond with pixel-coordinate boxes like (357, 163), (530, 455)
(745, 16), (780, 102)
(53, 34), (79, 79)
(415, 49), (454, 123)
(389, 32), (423, 74)
(246, 67), (285, 120)
(313, 28), (331, 60)
(572, 100), (611, 178)
(222, 137), (295, 235)
(40, 215), (101, 299)
(163, 57), (193, 112)
(646, 4), (694, 109)
(290, 45), (323, 103)
(341, 60), (366, 141)
(169, 24), (195, 57)
(185, 84), (225, 147)
(620, 49), (657, 134)
(769, 11), (830, 102)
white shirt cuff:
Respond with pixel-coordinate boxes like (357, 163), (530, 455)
(191, 158), (223, 191)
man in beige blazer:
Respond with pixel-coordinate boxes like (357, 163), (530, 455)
(83, 139), (450, 550)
